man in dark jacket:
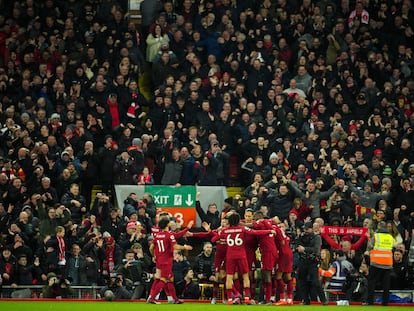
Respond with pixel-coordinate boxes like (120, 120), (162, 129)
(61, 183), (87, 225)
(193, 241), (215, 283)
(77, 140), (100, 209)
(195, 193), (220, 230)
(175, 267), (200, 299)
(296, 221), (328, 305)
(116, 248), (152, 299)
(264, 183), (295, 221)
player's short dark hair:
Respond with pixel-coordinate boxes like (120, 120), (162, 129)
(253, 211), (264, 219)
(228, 212), (241, 226)
(158, 217), (170, 229)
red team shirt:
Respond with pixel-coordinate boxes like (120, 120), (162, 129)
(253, 219), (279, 270)
(275, 228), (293, 272)
(243, 231), (258, 271)
(218, 225), (271, 275)
(152, 230), (177, 278)
(151, 225), (189, 238)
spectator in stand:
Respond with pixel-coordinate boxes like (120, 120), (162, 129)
(66, 243), (88, 286)
(195, 151), (219, 186)
(77, 140), (99, 209)
(98, 135), (119, 196)
(37, 201), (70, 241)
(113, 152), (137, 185)
(195, 192), (220, 230)
(390, 249), (409, 290)
(146, 24), (170, 64)
(160, 147), (183, 186)
(172, 249), (191, 286)
(61, 183), (87, 225)
(175, 267), (200, 299)
(193, 241), (215, 284)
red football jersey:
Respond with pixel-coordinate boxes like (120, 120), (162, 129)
(253, 219), (278, 255)
(220, 225), (271, 258)
(153, 230), (177, 262)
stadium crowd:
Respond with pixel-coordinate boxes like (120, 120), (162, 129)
(0, 0), (414, 304)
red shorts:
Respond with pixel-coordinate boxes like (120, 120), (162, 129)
(157, 262), (173, 279)
(261, 251), (277, 271)
(277, 253), (293, 273)
(246, 250), (257, 271)
(214, 249), (226, 273)
(226, 257), (249, 275)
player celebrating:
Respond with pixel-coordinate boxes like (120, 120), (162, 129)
(147, 217), (193, 304)
(252, 212), (280, 305)
(188, 218), (234, 303)
(273, 221), (294, 305)
(217, 212), (274, 305)
(241, 209), (259, 301)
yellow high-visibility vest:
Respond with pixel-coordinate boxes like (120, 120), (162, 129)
(370, 232), (393, 267)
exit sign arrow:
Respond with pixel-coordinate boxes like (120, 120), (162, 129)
(185, 194), (193, 206)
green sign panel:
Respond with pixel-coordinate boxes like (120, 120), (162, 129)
(144, 185), (196, 208)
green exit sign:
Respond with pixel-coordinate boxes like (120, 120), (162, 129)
(145, 185), (196, 208)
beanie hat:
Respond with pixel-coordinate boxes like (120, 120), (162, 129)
(224, 197), (233, 205)
(373, 149), (382, 156)
(382, 165), (392, 176)
(364, 180), (373, 187)
(289, 209), (299, 216)
(47, 272), (57, 280)
(126, 221), (137, 230)
(303, 222), (313, 229)
(269, 152), (278, 161)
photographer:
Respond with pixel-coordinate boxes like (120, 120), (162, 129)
(116, 248), (152, 299)
(42, 272), (74, 298)
(343, 262), (369, 303)
(100, 274), (132, 300)
(296, 221), (328, 305)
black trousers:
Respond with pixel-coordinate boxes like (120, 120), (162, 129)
(297, 260), (327, 304)
(367, 266), (391, 305)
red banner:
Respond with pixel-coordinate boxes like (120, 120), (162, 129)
(320, 226), (368, 236)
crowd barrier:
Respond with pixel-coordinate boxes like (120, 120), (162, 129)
(0, 285), (102, 299)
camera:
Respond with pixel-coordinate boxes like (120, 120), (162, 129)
(108, 276), (122, 288)
(141, 272), (153, 283)
(51, 276), (71, 287)
(122, 259), (139, 266)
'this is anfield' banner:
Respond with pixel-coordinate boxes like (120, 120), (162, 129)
(320, 226), (368, 236)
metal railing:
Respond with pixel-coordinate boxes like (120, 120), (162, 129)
(0, 285), (103, 299)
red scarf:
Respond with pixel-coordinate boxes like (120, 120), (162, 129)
(107, 99), (121, 128)
(57, 236), (66, 264)
(139, 174), (152, 183)
(102, 246), (115, 276)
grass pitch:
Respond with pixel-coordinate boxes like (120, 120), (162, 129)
(1, 301), (414, 311)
